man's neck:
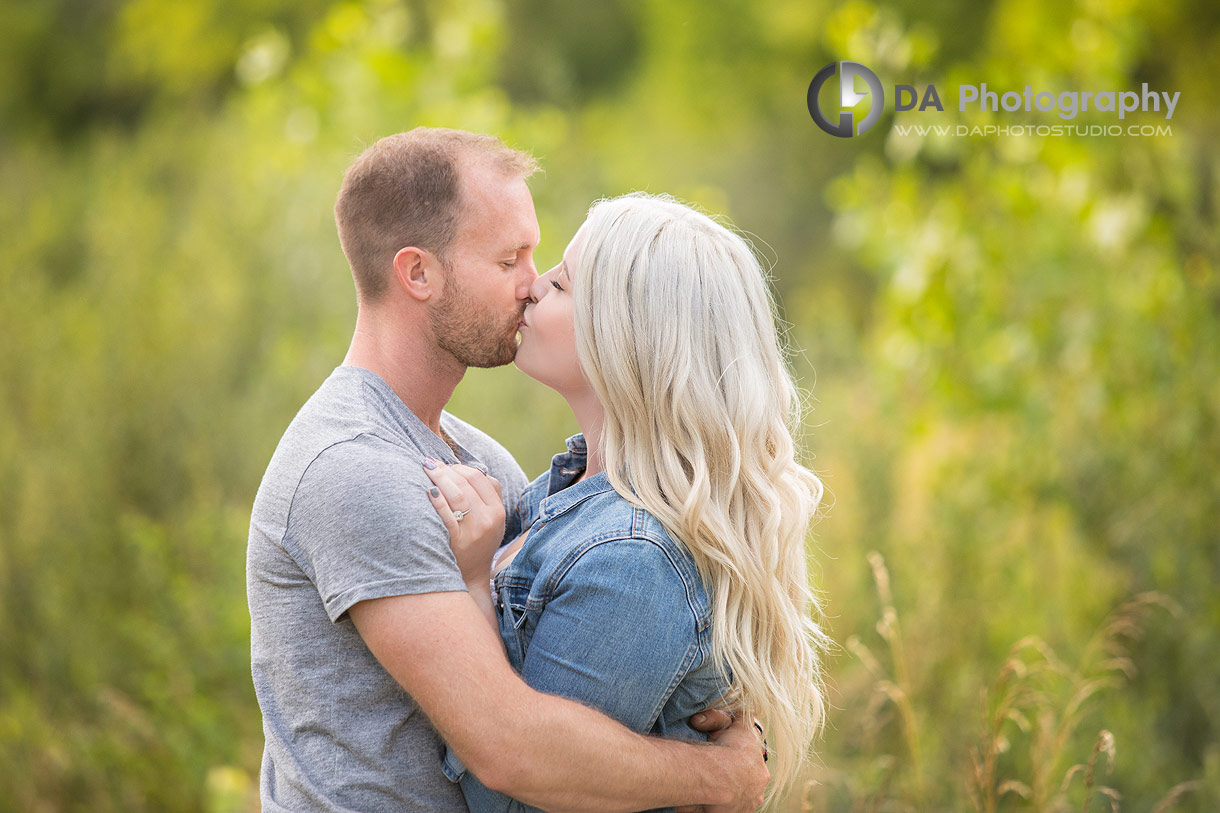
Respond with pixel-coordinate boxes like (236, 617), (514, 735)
(342, 306), (464, 434)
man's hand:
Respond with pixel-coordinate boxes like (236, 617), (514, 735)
(675, 714), (769, 813)
(705, 717), (769, 812)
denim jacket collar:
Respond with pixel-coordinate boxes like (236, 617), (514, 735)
(538, 434), (615, 522)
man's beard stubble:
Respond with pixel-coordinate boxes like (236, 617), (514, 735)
(429, 272), (522, 369)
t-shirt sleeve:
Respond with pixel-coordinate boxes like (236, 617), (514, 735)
(283, 434), (467, 622)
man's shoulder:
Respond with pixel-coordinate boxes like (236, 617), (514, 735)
(269, 370), (380, 458)
(252, 369), (422, 524)
(268, 366), (436, 469)
(297, 433), (418, 489)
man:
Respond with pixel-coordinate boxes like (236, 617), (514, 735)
(247, 128), (768, 811)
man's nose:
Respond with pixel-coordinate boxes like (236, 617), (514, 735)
(517, 262), (539, 299)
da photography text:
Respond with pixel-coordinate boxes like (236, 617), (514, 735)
(807, 61), (1180, 138)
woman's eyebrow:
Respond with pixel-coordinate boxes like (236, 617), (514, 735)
(559, 262), (570, 282)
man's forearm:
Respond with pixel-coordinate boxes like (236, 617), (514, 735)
(350, 591), (763, 813)
(479, 692), (742, 812)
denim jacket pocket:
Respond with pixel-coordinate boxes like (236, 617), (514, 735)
(495, 581), (533, 668)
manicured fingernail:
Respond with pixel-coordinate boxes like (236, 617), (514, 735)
(422, 458), (437, 470)
(429, 486), (440, 498)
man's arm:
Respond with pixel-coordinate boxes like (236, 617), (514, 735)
(349, 590), (768, 812)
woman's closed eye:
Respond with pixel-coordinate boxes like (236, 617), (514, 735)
(550, 278), (564, 291)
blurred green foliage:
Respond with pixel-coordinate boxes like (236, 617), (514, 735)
(0, 0), (1217, 809)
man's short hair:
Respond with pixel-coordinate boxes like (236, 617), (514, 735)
(334, 128), (538, 301)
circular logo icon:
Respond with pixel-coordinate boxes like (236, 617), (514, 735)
(807, 61), (884, 137)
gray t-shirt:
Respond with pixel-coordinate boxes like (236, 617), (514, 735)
(247, 365), (527, 811)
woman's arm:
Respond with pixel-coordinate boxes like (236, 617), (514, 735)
(422, 460), (753, 811)
(521, 539), (705, 728)
(459, 537), (714, 811)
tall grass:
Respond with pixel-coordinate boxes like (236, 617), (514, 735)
(800, 554), (1201, 813)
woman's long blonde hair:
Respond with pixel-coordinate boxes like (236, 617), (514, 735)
(571, 192), (830, 803)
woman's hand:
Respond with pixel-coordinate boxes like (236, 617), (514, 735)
(423, 457), (506, 585)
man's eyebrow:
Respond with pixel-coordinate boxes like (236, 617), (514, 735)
(500, 242), (532, 255)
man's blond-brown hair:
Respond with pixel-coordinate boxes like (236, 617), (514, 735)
(334, 128), (538, 301)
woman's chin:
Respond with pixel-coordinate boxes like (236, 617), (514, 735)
(512, 350), (541, 381)
(513, 355), (564, 394)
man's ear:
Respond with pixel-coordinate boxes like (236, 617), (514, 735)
(393, 247), (437, 301)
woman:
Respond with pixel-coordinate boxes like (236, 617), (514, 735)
(424, 193), (829, 810)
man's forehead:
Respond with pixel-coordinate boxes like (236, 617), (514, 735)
(459, 159), (531, 207)
(457, 166), (538, 247)
(488, 216), (540, 255)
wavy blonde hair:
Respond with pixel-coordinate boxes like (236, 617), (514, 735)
(570, 192), (830, 803)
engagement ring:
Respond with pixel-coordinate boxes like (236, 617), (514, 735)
(452, 509), (469, 522)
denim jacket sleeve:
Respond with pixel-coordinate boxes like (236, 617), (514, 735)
(457, 537), (704, 813)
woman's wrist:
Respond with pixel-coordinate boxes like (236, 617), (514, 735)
(464, 572), (493, 594)
(464, 576), (500, 632)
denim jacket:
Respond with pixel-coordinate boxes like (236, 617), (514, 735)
(443, 435), (728, 812)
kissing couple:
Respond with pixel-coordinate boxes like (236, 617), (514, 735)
(247, 127), (829, 812)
